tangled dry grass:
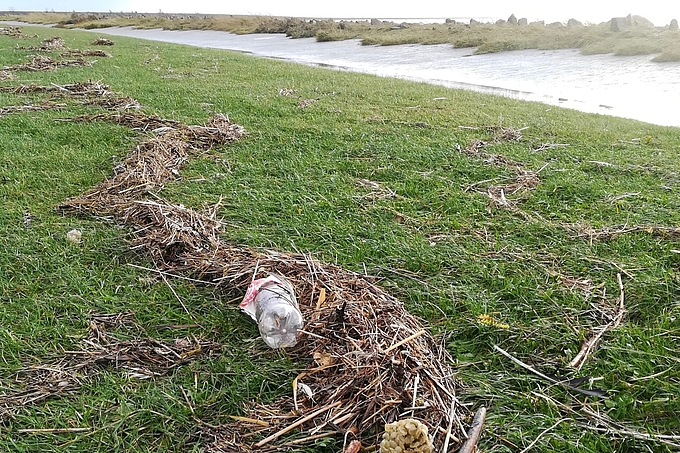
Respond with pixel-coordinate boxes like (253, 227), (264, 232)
(0, 312), (220, 422)
(0, 26), (24, 38)
(91, 37), (115, 46)
(3, 54), (91, 71)
(459, 126), (542, 211)
(56, 94), (473, 451)
(3, 34), (475, 449)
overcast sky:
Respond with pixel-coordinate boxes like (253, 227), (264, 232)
(2, 0), (678, 26)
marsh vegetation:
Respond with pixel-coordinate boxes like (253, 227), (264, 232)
(3, 11), (680, 61)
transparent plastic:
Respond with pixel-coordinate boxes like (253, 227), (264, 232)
(240, 275), (303, 349)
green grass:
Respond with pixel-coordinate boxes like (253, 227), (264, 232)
(1, 25), (680, 452)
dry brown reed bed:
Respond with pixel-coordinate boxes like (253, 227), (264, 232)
(0, 312), (220, 422)
(58, 109), (473, 451)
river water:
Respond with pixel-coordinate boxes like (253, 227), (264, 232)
(5, 22), (680, 128)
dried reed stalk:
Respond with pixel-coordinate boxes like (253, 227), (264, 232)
(569, 274), (626, 370)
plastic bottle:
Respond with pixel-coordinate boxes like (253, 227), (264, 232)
(240, 275), (303, 348)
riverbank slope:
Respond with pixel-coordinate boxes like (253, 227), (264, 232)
(1, 25), (679, 452)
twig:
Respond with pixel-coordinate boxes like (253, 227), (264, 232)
(180, 386), (195, 414)
(569, 273), (625, 370)
(126, 263), (213, 285)
(411, 373), (420, 417)
(279, 432), (336, 447)
(161, 272), (193, 318)
(607, 192), (640, 203)
(18, 428), (91, 434)
(518, 418), (569, 453)
(441, 398), (456, 453)
(254, 401), (342, 447)
(384, 329), (426, 354)
(457, 406), (486, 453)
(494, 345), (606, 398)
(532, 143), (569, 152)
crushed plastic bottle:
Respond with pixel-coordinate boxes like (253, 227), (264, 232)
(239, 275), (303, 349)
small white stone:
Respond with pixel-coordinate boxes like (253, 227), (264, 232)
(66, 229), (82, 244)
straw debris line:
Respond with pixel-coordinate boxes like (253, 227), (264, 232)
(0, 81), (143, 114)
(0, 100), (66, 117)
(575, 224), (680, 241)
(0, 26), (26, 38)
(458, 126), (541, 211)
(91, 37), (115, 46)
(56, 90), (472, 450)
(16, 36), (66, 51)
(1, 36), (472, 448)
(61, 49), (112, 58)
(2, 31), (101, 72)
(4, 54), (92, 72)
(0, 312), (220, 422)
(13, 35), (112, 58)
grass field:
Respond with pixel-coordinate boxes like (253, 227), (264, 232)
(1, 24), (680, 452)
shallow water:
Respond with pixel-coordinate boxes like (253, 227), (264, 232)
(5, 21), (679, 128)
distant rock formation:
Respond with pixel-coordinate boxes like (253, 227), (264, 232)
(530, 20), (545, 26)
(507, 14), (518, 25)
(671, 19), (679, 30)
(518, 18), (528, 26)
(370, 18), (382, 26)
(610, 14), (654, 32)
(470, 18), (481, 25)
(567, 18), (583, 27)
(495, 19), (506, 25)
